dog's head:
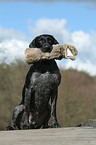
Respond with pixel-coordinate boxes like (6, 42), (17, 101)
(29, 34), (59, 53)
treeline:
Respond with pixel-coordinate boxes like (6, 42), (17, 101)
(0, 61), (96, 130)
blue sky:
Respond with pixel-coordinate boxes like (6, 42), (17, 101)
(0, 0), (96, 76)
(0, 1), (96, 35)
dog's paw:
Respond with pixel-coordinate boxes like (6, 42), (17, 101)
(5, 126), (15, 131)
(50, 122), (61, 128)
(42, 125), (50, 129)
(23, 124), (30, 130)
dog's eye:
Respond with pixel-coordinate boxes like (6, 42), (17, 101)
(39, 39), (43, 43)
(39, 40), (43, 43)
(48, 39), (52, 43)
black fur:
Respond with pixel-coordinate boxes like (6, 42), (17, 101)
(6, 34), (61, 130)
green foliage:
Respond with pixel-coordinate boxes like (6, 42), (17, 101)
(0, 61), (96, 130)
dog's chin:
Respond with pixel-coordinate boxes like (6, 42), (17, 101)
(41, 47), (53, 53)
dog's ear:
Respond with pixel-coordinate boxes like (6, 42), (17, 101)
(53, 37), (59, 45)
(29, 36), (39, 48)
(29, 38), (36, 48)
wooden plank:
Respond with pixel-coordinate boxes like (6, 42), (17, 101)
(0, 127), (96, 145)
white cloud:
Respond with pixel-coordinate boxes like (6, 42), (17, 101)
(0, 39), (29, 64)
(65, 30), (96, 76)
(0, 26), (29, 64)
(72, 30), (96, 63)
(29, 18), (72, 43)
(29, 18), (96, 76)
(0, 26), (28, 41)
(0, 18), (96, 76)
(64, 60), (96, 76)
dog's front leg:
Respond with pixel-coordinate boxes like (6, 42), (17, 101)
(23, 88), (31, 129)
(51, 88), (61, 128)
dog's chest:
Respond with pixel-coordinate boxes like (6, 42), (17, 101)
(31, 71), (59, 87)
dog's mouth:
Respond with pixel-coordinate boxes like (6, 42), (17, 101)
(41, 46), (52, 53)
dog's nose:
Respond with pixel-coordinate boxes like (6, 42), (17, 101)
(45, 46), (50, 49)
(44, 46), (51, 52)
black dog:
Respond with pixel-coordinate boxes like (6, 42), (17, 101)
(6, 34), (61, 130)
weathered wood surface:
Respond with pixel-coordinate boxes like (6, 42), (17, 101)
(25, 44), (78, 64)
(0, 127), (96, 145)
